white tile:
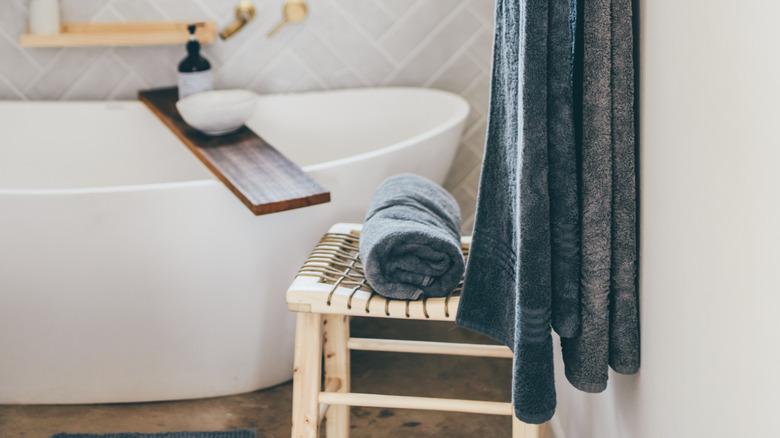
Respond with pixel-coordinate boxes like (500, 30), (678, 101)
(450, 183), (478, 231)
(25, 48), (105, 99)
(214, 15), (305, 89)
(467, 28), (494, 70)
(465, 117), (488, 147)
(290, 31), (365, 89)
(288, 71), (326, 93)
(376, 0), (418, 19)
(60, 0), (107, 23)
(24, 46), (63, 71)
(0, 33), (42, 91)
(108, 72), (149, 100)
(463, 167), (482, 196)
(328, 0), (395, 40)
(444, 143), (481, 189)
(111, 0), (167, 22)
(246, 52), (306, 94)
(0, 0), (493, 104)
(429, 53), (482, 94)
(462, 73), (491, 115)
(0, 76), (24, 100)
(465, 125), (488, 162)
(467, 0), (497, 27)
(90, 4), (125, 22)
(62, 52), (129, 100)
(466, 99), (485, 123)
(385, 7), (481, 86)
(0, 0), (32, 40)
(152, 0), (219, 22)
(112, 46), (180, 89)
(379, 0), (455, 63)
(310, 6), (394, 84)
(0, 0), (62, 68)
(460, 215), (475, 236)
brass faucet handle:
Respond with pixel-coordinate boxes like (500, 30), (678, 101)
(220, 1), (256, 40)
(267, 0), (308, 37)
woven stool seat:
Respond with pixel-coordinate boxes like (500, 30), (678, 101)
(285, 223), (547, 438)
(286, 223), (466, 321)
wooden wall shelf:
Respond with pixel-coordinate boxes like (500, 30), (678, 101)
(138, 87), (331, 216)
(20, 21), (216, 47)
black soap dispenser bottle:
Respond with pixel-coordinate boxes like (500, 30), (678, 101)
(178, 23), (213, 99)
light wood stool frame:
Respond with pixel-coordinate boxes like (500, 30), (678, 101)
(286, 223), (548, 438)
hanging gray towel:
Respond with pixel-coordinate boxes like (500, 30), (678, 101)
(359, 174), (464, 300)
(548, 0), (582, 339)
(561, 0), (639, 392)
(457, 0), (638, 423)
(456, 0), (578, 424)
(608, 0), (640, 377)
(559, 0), (614, 394)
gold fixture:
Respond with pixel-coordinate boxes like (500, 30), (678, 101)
(267, 0), (308, 37)
(219, 1), (256, 40)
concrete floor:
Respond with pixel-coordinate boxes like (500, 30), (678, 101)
(0, 318), (513, 438)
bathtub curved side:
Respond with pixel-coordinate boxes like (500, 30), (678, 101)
(0, 107), (466, 404)
(0, 182), (303, 403)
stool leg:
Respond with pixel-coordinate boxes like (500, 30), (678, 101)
(512, 416), (548, 438)
(291, 312), (323, 438)
(323, 315), (351, 438)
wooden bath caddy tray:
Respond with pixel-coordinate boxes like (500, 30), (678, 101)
(139, 87), (330, 216)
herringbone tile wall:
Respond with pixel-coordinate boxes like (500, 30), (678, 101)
(0, 0), (495, 231)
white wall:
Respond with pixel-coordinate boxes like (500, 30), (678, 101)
(554, 1), (780, 437)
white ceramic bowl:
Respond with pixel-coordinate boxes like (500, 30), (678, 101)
(176, 89), (258, 136)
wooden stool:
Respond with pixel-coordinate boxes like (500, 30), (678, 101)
(286, 223), (548, 438)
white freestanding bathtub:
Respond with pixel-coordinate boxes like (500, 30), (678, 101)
(0, 87), (469, 404)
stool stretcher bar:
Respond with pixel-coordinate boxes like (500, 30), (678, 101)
(318, 392), (513, 416)
(318, 379), (342, 423)
(347, 338), (513, 358)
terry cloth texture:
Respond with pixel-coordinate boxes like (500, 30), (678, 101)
(457, 0), (638, 423)
(456, 0), (576, 424)
(51, 430), (257, 438)
(560, 0), (639, 393)
(359, 174), (464, 300)
(607, 0), (640, 377)
(548, 0), (582, 338)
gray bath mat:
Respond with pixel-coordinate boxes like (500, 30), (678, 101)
(51, 430), (257, 438)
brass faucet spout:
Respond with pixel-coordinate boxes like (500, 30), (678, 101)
(220, 1), (256, 40)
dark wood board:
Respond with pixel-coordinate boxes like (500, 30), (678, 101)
(138, 87), (330, 216)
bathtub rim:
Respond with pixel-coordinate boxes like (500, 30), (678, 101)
(300, 88), (469, 173)
(0, 88), (470, 196)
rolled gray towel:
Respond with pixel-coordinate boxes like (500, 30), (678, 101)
(359, 174), (464, 300)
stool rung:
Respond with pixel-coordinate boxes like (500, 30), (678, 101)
(319, 392), (512, 416)
(347, 338), (513, 358)
(318, 379), (342, 423)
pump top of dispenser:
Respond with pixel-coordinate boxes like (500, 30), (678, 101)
(179, 23), (210, 73)
(178, 22), (213, 99)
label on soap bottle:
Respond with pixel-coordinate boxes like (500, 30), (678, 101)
(178, 71), (213, 99)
